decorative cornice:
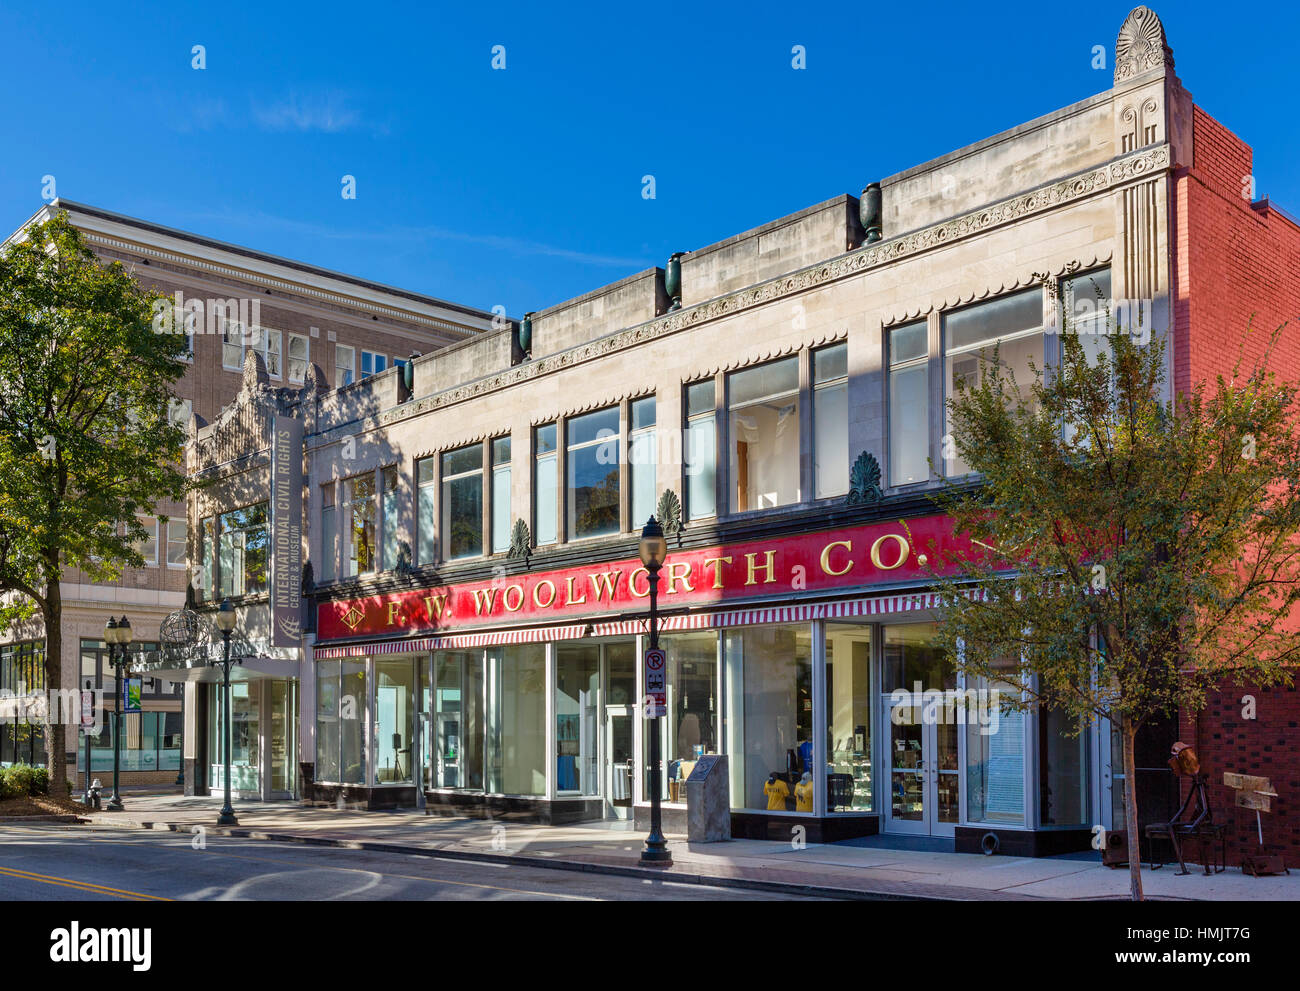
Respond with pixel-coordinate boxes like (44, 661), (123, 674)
(882, 251), (1114, 325)
(360, 145), (1169, 434)
(680, 328), (847, 384)
(86, 232), (477, 338)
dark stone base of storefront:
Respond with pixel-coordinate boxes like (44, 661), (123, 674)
(422, 791), (604, 824)
(727, 811), (879, 843)
(954, 825), (1094, 858)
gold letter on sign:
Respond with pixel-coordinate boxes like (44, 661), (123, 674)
(819, 540), (854, 577)
(870, 534), (909, 570)
(744, 550), (777, 586)
(386, 602), (403, 626)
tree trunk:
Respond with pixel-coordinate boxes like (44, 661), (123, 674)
(1122, 714), (1144, 901)
(43, 583), (67, 793)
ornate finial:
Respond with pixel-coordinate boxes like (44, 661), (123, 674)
(1114, 6), (1174, 84)
(393, 542), (414, 582)
(301, 560), (316, 593)
(846, 451), (884, 505)
(508, 519), (532, 566)
(656, 489), (682, 544)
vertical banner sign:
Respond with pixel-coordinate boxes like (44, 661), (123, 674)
(271, 414), (304, 648)
(80, 691), (94, 729)
(644, 648), (667, 718)
(123, 678), (142, 713)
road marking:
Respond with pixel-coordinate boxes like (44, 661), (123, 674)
(34, 831), (597, 900)
(0, 865), (171, 901)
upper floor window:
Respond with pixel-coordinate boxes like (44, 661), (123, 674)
(943, 288), (1044, 476)
(217, 503), (269, 596)
(256, 327), (283, 378)
(416, 458), (436, 565)
(534, 423), (558, 546)
(222, 320), (246, 371)
(813, 343), (849, 498)
(629, 397), (656, 531)
(361, 350), (387, 380)
(343, 475), (376, 577)
(381, 466), (401, 570)
(684, 381), (717, 521)
(335, 345), (355, 389)
(729, 357), (800, 512)
(197, 517), (215, 601)
(288, 334), (310, 384)
(888, 322), (930, 487)
(568, 407), (620, 539)
(1060, 268), (1113, 365)
(134, 516), (158, 567)
(491, 437), (511, 554)
(442, 444), (484, 560)
(320, 483), (337, 582)
(165, 519), (186, 569)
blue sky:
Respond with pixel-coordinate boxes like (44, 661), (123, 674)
(3, 1), (1297, 317)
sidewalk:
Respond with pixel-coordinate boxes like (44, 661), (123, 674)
(77, 795), (1299, 901)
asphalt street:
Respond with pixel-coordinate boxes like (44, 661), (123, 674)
(0, 824), (826, 901)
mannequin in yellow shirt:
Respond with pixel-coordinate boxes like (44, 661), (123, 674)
(794, 772), (814, 812)
(763, 774), (790, 810)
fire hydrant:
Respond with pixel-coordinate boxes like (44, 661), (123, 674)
(84, 778), (103, 810)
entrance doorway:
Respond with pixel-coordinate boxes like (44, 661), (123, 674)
(605, 706), (634, 819)
(880, 623), (958, 837)
(883, 693), (959, 835)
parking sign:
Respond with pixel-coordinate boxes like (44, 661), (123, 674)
(644, 648), (667, 717)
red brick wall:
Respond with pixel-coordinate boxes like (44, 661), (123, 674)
(1178, 682), (1300, 867)
(1172, 106), (1300, 396)
(1171, 107), (1300, 867)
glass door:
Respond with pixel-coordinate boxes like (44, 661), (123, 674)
(605, 706), (634, 819)
(268, 680), (297, 798)
(883, 694), (959, 836)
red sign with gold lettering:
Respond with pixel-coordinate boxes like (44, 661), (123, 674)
(318, 514), (967, 640)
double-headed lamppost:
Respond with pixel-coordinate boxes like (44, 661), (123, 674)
(103, 615), (132, 811)
(638, 516), (672, 868)
(213, 599), (240, 826)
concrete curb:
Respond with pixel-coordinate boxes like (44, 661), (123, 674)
(81, 815), (985, 901)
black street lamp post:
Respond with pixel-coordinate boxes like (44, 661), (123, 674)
(213, 598), (240, 826)
(638, 516), (673, 868)
(103, 615), (132, 812)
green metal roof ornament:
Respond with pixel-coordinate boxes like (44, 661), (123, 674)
(846, 451), (884, 505)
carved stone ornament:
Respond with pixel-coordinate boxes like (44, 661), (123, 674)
(846, 451), (884, 505)
(656, 488), (682, 543)
(508, 519), (532, 565)
(1114, 6), (1174, 84)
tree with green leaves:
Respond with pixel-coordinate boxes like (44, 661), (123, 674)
(0, 212), (189, 789)
(926, 291), (1300, 901)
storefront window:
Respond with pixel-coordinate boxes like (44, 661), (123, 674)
(209, 681), (260, 792)
(376, 658), (415, 784)
(813, 343), (848, 498)
(966, 656), (1025, 825)
(314, 659), (367, 785)
(888, 321), (929, 486)
(646, 632), (719, 803)
(826, 623), (872, 813)
(729, 357), (800, 512)
(944, 288), (1045, 476)
(555, 645), (599, 795)
(567, 407), (620, 539)
(723, 625), (813, 812)
(485, 645), (546, 795)
(430, 650), (485, 790)
(1039, 707), (1089, 826)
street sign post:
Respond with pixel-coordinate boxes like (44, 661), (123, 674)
(644, 647), (666, 718)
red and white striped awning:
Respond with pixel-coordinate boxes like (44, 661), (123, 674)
(314, 623), (590, 659)
(313, 591), (944, 658)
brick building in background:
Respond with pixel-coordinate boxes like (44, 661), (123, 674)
(0, 201), (498, 785)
